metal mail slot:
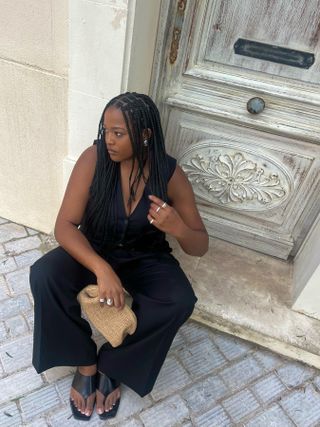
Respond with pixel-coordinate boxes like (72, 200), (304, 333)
(234, 38), (314, 69)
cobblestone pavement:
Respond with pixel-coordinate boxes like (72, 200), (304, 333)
(1, 218), (320, 426)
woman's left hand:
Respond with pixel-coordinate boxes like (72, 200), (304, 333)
(147, 195), (186, 238)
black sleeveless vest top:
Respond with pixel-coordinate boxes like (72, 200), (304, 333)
(79, 154), (177, 256)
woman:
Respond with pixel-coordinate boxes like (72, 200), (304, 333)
(30, 92), (208, 421)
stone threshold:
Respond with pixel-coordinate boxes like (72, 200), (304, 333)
(169, 237), (320, 370)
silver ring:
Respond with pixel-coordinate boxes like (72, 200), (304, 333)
(99, 298), (105, 303)
(161, 202), (167, 209)
(156, 206), (161, 213)
(106, 298), (113, 306)
(150, 219), (154, 224)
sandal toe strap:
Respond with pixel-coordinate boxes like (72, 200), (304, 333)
(71, 370), (96, 400)
(97, 372), (120, 396)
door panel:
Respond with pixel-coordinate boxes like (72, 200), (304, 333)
(151, 0), (320, 259)
(204, 0), (320, 83)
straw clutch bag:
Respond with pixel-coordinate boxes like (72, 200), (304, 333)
(77, 284), (137, 347)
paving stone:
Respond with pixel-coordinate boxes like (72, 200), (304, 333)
(4, 235), (42, 255)
(55, 375), (73, 403)
(219, 355), (263, 391)
(253, 348), (284, 371)
(0, 276), (10, 301)
(0, 223), (27, 243)
(24, 310), (34, 330)
(280, 384), (320, 427)
(0, 401), (22, 426)
(39, 234), (58, 253)
(0, 334), (32, 373)
(222, 389), (260, 422)
(212, 332), (253, 361)
(251, 373), (286, 404)
(118, 419), (143, 427)
(169, 329), (186, 351)
(313, 375), (320, 391)
(15, 249), (43, 268)
(276, 361), (315, 388)
(105, 385), (152, 424)
(245, 403), (294, 426)
(0, 294), (32, 321)
(6, 267), (31, 294)
(0, 256), (16, 275)
(180, 320), (214, 343)
(139, 395), (189, 427)
(151, 356), (191, 401)
(0, 219), (8, 225)
(46, 367), (75, 386)
(5, 314), (28, 337)
(178, 339), (227, 379)
(20, 385), (61, 421)
(0, 322), (7, 342)
(27, 227), (39, 236)
(193, 404), (232, 427)
(24, 419), (49, 427)
(182, 374), (229, 414)
(0, 367), (43, 404)
(48, 406), (98, 427)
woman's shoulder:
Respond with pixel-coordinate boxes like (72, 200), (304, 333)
(80, 144), (97, 163)
(75, 144), (97, 172)
(70, 145), (98, 188)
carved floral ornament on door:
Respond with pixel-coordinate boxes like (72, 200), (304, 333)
(180, 144), (291, 211)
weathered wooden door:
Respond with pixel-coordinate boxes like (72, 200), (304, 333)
(151, 0), (320, 259)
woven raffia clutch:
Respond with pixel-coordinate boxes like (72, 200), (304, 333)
(77, 285), (137, 347)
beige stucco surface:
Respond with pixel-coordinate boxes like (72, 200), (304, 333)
(0, 0), (68, 233)
(0, 0), (68, 74)
(68, 0), (128, 160)
(169, 236), (320, 368)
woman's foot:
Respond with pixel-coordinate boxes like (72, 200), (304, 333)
(96, 384), (121, 415)
(70, 365), (97, 417)
(96, 372), (120, 418)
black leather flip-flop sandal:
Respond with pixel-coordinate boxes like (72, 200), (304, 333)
(69, 369), (96, 421)
(96, 371), (121, 420)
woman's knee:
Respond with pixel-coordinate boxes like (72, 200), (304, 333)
(30, 254), (53, 297)
(172, 288), (198, 318)
(29, 247), (69, 296)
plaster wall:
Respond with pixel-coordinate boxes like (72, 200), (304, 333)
(0, 0), (68, 233)
(64, 0), (161, 193)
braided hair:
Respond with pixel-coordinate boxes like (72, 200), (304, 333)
(80, 92), (169, 248)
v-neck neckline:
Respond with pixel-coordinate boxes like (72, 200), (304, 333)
(119, 181), (147, 219)
(118, 162), (149, 219)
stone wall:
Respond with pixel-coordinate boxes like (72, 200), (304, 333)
(0, 0), (68, 233)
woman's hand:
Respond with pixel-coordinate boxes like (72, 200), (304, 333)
(147, 195), (187, 238)
(96, 265), (125, 311)
(147, 164), (209, 256)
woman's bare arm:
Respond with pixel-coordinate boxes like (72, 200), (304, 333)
(54, 146), (106, 274)
(54, 145), (125, 308)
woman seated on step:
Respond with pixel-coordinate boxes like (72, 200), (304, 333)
(30, 92), (208, 421)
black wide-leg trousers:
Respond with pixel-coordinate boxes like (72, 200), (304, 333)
(30, 246), (197, 397)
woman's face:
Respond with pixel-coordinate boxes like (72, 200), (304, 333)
(103, 106), (133, 162)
